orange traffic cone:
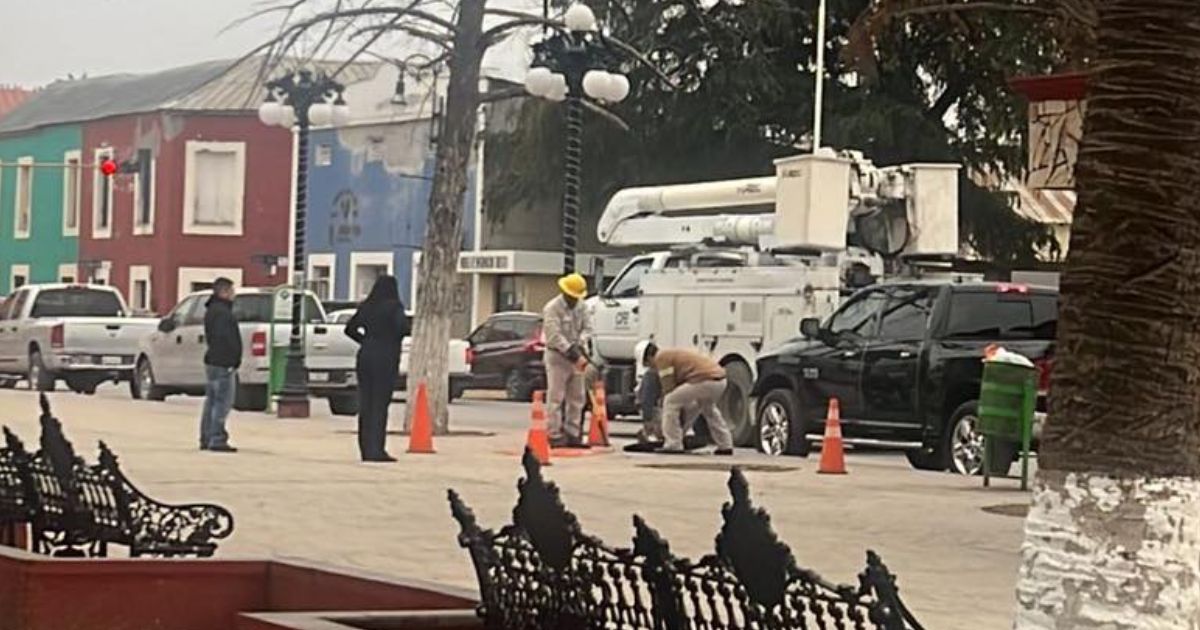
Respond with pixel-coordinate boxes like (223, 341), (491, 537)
(588, 381), (611, 447)
(407, 381), (436, 454)
(527, 391), (552, 465)
(817, 398), (846, 475)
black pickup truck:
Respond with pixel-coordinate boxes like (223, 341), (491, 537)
(751, 280), (1057, 474)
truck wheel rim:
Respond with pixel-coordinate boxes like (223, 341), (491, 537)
(951, 415), (984, 475)
(139, 364), (153, 399)
(28, 363), (39, 389)
(759, 402), (788, 456)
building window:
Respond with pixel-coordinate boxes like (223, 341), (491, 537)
(88, 263), (111, 286)
(10, 264), (30, 291)
(176, 267), (243, 301)
(495, 275), (520, 312)
(309, 266), (332, 300)
(58, 263), (76, 284)
(350, 253), (393, 302)
(62, 150), (81, 236)
(93, 147), (114, 238)
(129, 265), (152, 313)
(132, 148), (155, 235)
(14, 157), (33, 239)
(183, 141), (246, 235)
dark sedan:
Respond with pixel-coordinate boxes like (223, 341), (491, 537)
(465, 312), (546, 401)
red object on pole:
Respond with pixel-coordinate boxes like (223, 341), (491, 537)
(99, 159), (118, 176)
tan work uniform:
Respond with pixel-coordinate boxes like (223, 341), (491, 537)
(653, 349), (734, 451)
(542, 295), (591, 443)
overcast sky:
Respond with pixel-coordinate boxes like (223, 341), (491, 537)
(0, 0), (539, 88)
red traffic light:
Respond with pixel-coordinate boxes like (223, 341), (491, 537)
(99, 158), (118, 176)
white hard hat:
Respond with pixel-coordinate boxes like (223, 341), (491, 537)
(634, 339), (655, 366)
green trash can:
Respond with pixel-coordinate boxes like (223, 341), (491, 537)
(268, 344), (289, 403)
(978, 360), (1036, 489)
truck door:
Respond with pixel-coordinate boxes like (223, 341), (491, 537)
(591, 256), (653, 360)
(860, 286), (938, 437)
(0, 290), (24, 372)
(802, 287), (887, 428)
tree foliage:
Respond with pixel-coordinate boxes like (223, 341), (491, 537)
(487, 0), (1072, 263)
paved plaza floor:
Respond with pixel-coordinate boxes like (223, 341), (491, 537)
(0, 385), (1033, 628)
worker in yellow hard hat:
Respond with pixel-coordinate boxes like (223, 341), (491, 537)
(542, 273), (592, 447)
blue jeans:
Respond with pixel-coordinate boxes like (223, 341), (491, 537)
(200, 365), (236, 448)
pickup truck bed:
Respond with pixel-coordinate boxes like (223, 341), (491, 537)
(0, 285), (158, 393)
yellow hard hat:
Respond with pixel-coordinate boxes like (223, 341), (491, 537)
(557, 273), (588, 299)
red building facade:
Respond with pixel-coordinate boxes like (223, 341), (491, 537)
(78, 113), (292, 314)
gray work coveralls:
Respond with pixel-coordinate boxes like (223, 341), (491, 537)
(542, 294), (591, 443)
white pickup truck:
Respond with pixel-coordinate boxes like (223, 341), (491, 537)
(130, 288), (362, 415)
(0, 284), (159, 393)
(326, 310), (473, 400)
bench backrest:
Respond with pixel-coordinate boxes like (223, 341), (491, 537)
(450, 451), (924, 630)
(0, 427), (35, 524)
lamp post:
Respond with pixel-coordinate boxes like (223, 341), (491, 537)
(524, 4), (630, 274)
(258, 70), (351, 418)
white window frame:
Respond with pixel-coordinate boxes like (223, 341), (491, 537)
(182, 141), (246, 236)
(57, 263), (77, 284)
(62, 150), (82, 237)
(128, 265), (152, 313)
(307, 253), (336, 301)
(14, 157), (34, 240)
(132, 154), (157, 236)
(9, 264), (30, 291)
(349, 252), (394, 302)
(176, 267), (244, 302)
(89, 261), (112, 286)
(92, 147), (114, 239)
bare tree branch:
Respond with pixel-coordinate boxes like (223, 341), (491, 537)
(601, 33), (681, 90)
(351, 22), (453, 49)
(581, 99), (631, 132)
(480, 17), (564, 50)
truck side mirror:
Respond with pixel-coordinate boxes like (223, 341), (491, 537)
(799, 318), (821, 340)
(158, 317), (176, 333)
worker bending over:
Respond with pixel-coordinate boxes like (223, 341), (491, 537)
(542, 273), (592, 448)
(638, 342), (734, 455)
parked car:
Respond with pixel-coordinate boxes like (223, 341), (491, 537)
(131, 288), (361, 415)
(465, 312), (547, 401)
(326, 308), (472, 400)
(752, 280), (1057, 474)
(0, 284), (160, 393)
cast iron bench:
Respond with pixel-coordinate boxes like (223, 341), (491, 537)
(0, 395), (234, 557)
(450, 450), (924, 630)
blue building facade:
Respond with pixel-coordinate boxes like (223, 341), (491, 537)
(305, 119), (476, 308)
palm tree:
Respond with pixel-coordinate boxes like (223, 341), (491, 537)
(1014, 0), (1200, 626)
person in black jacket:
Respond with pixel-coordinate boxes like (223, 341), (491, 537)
(344, 275), (410, 462)
(200, 277), (242, 453)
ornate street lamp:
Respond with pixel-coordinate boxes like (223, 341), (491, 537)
(524, 3), (630, 274)
(258, 70), (351, 418)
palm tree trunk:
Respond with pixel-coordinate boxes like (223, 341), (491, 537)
(404, 0), (485, 434)
(1015, 1), (1200, 626)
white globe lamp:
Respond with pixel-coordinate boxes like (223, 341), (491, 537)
(258, 101), (284, 127)
(546, 73), (569, 102)
(582, 70), (612, 101)
(308, 102), (334, 127)
(525, 66), (554, 97)
(608, 73), (630, 102)
(280, 105), (297, 128)
(564, 4), (597, 32)
(332, 102), (352, 126)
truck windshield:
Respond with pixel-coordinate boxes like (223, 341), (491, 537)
(30, 288), (125, 318)
(944, 292), (1058, 340)
(234, 294), (325, 324)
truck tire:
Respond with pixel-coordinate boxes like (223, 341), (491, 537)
(27, 350), (55, 392)
(945, 401), (985, 475)
(450, 380), (466, 402)
(719, 361), (755, 447)
(329, 395), (359, 416)
(755, 388), (811, 457)
(505, 370), (534, 402)
(131, 357), (168, 401)
(233, 384), (269, 412)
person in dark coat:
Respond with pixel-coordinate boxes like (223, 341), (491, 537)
(200, 277), (242, 453)
(344, 276), (410, 462)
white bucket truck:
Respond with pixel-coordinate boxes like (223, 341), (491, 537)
(586, 150), (960, 445)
